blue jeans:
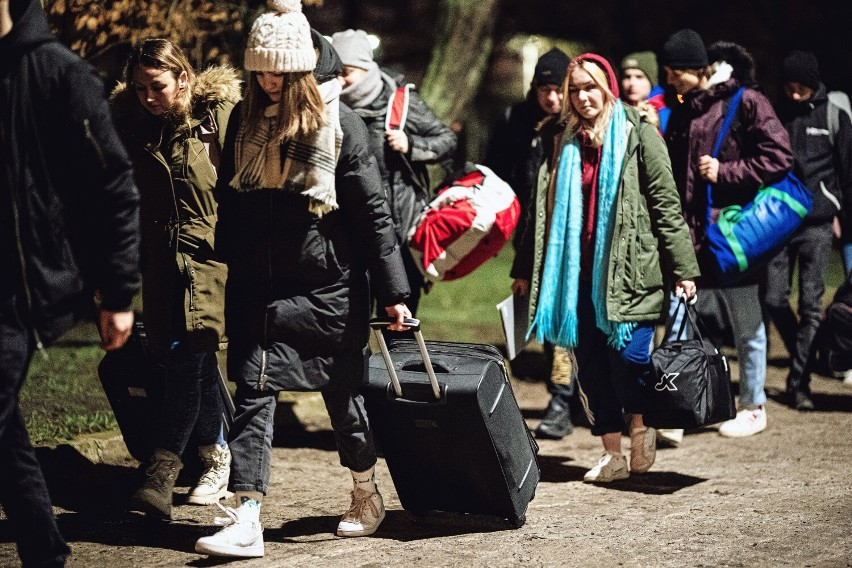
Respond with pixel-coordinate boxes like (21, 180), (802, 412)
(0, 296), (70, 567)
(687, 285), (767, 408)
(228, 349), (376, 495)
(158, 344), (223, 456)
(764, 222), (833, 391)
(573, 283), (654, 436)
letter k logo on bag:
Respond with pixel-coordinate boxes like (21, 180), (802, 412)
(655, 372), (679, 391)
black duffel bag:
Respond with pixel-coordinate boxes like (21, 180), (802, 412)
(644, 297), (737, 429)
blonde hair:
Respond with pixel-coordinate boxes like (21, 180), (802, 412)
(125, 38), (195, 124)
(561, 59), (618, 148)
(242, 71), (327, 142)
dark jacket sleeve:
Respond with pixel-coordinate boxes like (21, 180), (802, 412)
(483, 106), (514, 181)
(835, 108), (852, 238)
(717, 89), (793, 191)
(214, 102), (242, 265)
(405, 92), (458, 164)
(338, 109), (410, 306)
(63, 59), (140, 311)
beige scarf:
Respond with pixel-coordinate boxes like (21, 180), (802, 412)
(231, 79), (343, 217)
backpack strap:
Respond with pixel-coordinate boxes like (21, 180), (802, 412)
(828, 91), (852, 147)
(384, 83), (415, 131)
(706, 86), (746, 224)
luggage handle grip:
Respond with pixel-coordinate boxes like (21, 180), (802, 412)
(369, 317), (440, 400)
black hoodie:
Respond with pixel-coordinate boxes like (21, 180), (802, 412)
(0, 0), (141, 345)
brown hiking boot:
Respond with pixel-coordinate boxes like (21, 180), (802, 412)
(128, 448), (183, 519)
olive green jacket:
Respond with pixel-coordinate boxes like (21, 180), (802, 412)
(511, 105), (700, 327)
(111, 66), (242, 356)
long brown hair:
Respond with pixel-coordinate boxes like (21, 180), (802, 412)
(124, 38), (196, 123)
(242, 71), (327, 142)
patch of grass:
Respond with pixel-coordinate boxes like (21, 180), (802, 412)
(20, 322), (117, 446)
(416, 244), (516, 344)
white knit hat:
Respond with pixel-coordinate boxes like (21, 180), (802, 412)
(244, 0), (317, 73)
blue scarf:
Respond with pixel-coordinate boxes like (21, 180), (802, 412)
(529, 100), (636, 350)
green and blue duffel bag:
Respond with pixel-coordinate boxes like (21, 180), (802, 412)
(704, 87), (812, 285)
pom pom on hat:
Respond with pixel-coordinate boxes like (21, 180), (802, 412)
(268, 0), (302, 11)
(244, 0), (316, 73)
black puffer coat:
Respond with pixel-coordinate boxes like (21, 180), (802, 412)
(216, 99), (409, 391)
(0, 0), (140, 345)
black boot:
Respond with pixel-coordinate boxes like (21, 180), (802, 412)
(128, 448), (183, 519)
(787, 374), (815, 411)
(535, 396), (574, 440)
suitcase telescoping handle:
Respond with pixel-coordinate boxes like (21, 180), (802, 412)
(369, 317), (441, 400)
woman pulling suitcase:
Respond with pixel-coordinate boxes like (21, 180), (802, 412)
(194, 0), (410, 558)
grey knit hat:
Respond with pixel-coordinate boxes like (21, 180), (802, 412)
(244, 0), (317, 73)
(330, 29), (374, 70)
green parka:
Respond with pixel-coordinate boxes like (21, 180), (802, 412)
(110, 66), (242, 357)
(511, 105), (700, 327)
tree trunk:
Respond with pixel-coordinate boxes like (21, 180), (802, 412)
(420, 0), (501, 126)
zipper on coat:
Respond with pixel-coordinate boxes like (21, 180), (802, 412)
(83, 119), (108, 170)
(181, 252), (196, 311)
(8, 175), (47, 358)
(258, 191), (276, 392)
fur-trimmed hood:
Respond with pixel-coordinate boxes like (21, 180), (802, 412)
(706, 41), (758, 88)
(110, 64), (242, 124)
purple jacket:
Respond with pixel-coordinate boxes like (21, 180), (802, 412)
(665, 78), (793, 286)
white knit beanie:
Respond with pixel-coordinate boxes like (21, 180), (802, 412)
(244, 0), (317, 73)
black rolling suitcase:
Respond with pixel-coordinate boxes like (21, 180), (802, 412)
(363, 318), (539, 527)
(97, 320), (234, 462)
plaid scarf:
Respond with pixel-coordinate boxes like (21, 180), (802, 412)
(231, 79), (343, 217)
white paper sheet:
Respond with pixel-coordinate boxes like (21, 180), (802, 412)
(496, 293), (531, 360)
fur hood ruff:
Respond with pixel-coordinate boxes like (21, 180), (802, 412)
(110, 65), (242, 123)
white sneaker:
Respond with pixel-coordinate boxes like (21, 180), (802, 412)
(187, 445), (232, 505)
(336, 488), (385, 537)
(195, 504), (264, 558)
(718, 406), (767, 438)
(843, 369), (852, 388)
(656, 428), (684, 448)
(583, 453), (629, 483)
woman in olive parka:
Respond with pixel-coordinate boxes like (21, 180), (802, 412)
(110, 39), (241, 519)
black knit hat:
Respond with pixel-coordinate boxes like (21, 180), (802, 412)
(660, 28), (708, 70)
(534, 48), (570, 86)
(782, 50), (821, 90)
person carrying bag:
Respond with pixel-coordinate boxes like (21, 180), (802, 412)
(645, 296), (736, 429)
(704, 86), (813, 285)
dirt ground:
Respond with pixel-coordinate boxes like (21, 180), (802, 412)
(2, 339), (852, 568)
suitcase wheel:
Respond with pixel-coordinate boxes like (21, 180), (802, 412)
(509, 514), (526, 528)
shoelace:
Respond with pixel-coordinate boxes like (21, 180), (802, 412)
(342, 491), (379, 523)
(197, 461), (228, 486)
(144, 459), (178, 487)
(212, 502), (240, 529)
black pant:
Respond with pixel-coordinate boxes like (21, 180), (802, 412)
(158, 347), (222, 456)
(0, 296), (70, 567)
(765, 222), (833, 392)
